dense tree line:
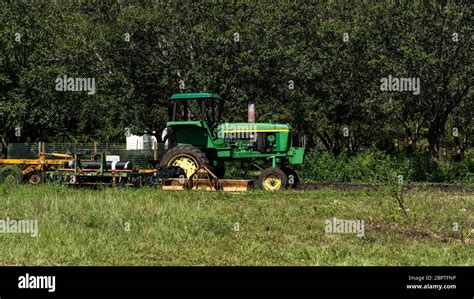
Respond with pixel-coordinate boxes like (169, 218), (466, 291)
(0, 0), (472, 161)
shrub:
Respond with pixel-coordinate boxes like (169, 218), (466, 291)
(299, 148), (473, 184)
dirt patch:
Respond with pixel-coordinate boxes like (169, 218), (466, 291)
(298, 182), (473, 193)
(365, 223), (472, 245)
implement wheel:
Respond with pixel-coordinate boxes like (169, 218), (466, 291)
(258, 167), (287, 191)
(159, 145), (210, 178)
(28, 172), (45, 185)
(0, 166), (24, 184)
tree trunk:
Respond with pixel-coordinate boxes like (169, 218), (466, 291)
(427, 126), (441, 161)
(332, 129), (341, 156)
(304, 134), (317, 150)
(1, 134), (8, 158)
(405, 127), (414, 155)
(316, 132), (331, 152)
(453, 135), (463, 161)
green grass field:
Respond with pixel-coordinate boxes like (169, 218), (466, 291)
(0, 184), (472, 266)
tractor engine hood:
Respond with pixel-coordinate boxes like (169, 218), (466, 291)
(217, 123), (291, 134)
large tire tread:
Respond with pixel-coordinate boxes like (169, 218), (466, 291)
(159, 145), (210, 178)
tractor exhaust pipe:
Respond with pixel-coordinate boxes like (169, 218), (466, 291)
(248, 104), (255, 123)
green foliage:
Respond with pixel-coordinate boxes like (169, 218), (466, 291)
(299, 149), (473, 184)
(0, 1), (472, 163)
(298, 151), (351, 182)
(439, 158), (474, 184)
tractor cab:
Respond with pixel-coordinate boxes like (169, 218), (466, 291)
(169, 93), (220, 124)
(163, 93), (222, 150)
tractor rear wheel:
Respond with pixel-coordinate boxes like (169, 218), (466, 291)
(258, 167), (287, 191)
(280, 167), (299, 189)
(0, 166), (24, 184)
(159, 145), (210, 178)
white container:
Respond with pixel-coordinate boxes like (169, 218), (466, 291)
(106, 155), (120, 162)
(126, 134), (152, 150)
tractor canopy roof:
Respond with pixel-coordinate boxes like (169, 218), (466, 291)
(169, 93), (221, 100)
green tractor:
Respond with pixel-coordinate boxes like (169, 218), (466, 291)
(160, 93), (305, 191)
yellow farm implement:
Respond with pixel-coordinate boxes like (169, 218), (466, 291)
(0, 152), (251, 192)
(0, 152), (73, 184)
(161, 165), (251, 192)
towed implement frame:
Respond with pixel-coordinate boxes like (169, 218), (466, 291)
(46, 153), (251, 191)
(0, 152), (74, 184)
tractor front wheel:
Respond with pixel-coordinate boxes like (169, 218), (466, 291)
(159, 145), (210, 178)
(258, 167), (287, 191)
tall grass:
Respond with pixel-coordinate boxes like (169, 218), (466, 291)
(0, 184), (471, 266)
